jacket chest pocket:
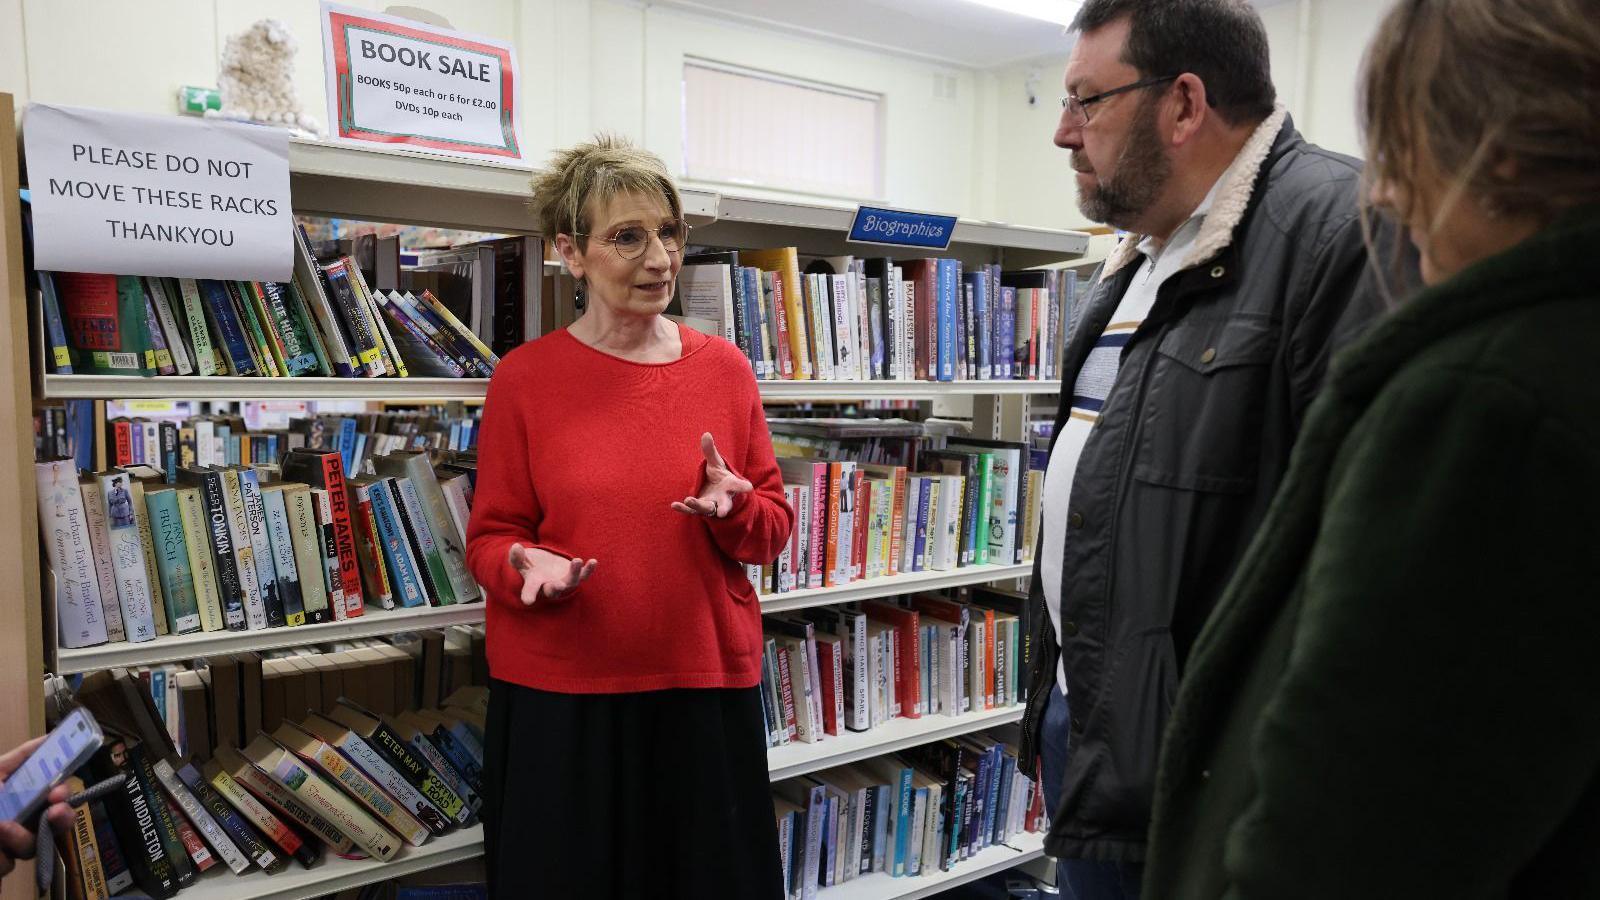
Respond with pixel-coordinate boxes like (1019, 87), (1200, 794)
(1132, 315), (1278, 493)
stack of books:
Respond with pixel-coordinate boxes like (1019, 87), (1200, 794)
(772, 724), (1046, 898)
(759, 588), (1028, 749)
(37, 225), (498, 380)
(35, 446), (480, 651)
(60, 670), (490, 899)
(678, 249), (1077, 383)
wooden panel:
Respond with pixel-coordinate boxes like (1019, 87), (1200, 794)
(0, 90), (44, 900)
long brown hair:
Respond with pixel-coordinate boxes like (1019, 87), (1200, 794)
(1359, 0), (1600, 235)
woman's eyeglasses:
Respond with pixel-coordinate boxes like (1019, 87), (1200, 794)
(577, 220), (691, 260)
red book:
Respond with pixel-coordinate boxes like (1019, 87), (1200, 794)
(901, 259), (937, 381)
(775, 645), (798, 741)
(281, 449), (365, 617)
(163, 795), (218, 872)
(770, 274), (794, 379)
(816, 637), (840, 736)
(113, 419), (134, 467)
(862, 600), (921, 719)
(851, 471), (869, 582)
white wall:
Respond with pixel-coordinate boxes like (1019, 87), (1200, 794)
(0, 0), (1395, 230)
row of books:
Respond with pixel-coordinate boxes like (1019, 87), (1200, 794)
(36, 224), (499, 379)
(37, 447), (480, 651)
(760, 589), (1027, 748)
(60, 674), (491, 899)
(121, 626), (485, 765)
(37, 404), (483, 480)
(679, 248), (1075, 383)
(751, 437), (1044, 595)
(772, 726), (1045, 899)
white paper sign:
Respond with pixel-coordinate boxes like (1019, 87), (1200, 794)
(321, 3), (523, 162)
(23, 103), (292, 281)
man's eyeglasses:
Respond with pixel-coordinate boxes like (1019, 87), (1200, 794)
(1060, 75), (1179, 127)
(576, 220), (691, 260)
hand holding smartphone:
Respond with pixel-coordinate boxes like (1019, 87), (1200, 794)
(0, 708), (102, 882)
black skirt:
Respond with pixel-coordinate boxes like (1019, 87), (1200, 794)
(482, 678), (784, 900)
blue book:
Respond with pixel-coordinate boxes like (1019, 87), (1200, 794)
(37, 272), (74, 374)
(999, 286), (1017, 380)
(994, 752), (1015, 842)
(368, 477), (427, 608)
(337, 418), (357, 475)
(197, 279), (258, 376)
(935, 259), (957, 381)
(985, 746), (1003, 845)
(65, 399), (96, 473)
(424, 727), (483, 796)
(967, 271), (992, 379)
(742, 267), (766, 378)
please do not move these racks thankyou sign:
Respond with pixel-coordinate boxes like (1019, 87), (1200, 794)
(23, 103), (293, 282)
(320, 2), (522, 162)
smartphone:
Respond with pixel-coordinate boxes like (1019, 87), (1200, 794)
(0, 707), (104, 823)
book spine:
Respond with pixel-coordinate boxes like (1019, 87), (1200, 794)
(304, 739), (429, 846)
(806, 274), (833, 380)
(369, 720), (470, 825)
(197, 279), (257, 376)
(151, 760), (248, 874)
(284, 487), (332, 623)
(126, 479), (170, 635)
(128, 748), (194, 886)
(390, 475), (453, 605)
(319, 454), (366, 614)
(65, 779), (109, 898)
(35, 460), (110, 648)
(264, 749), (399, 861)
(220, 469), (268, 629)
(37, 273), (75, 374)
(321, 261), (384, 376)
(259, 282), (320, 375)
(97, 472), (159, 642)
(404, 731), (481, 816)
(79, 478), (129, 642)
(261, 489), (307, 626)
(173, 764), (278, 870)
(830, 275), (854, 380)
(313, 489), (348, 619)
(99, 751), (179, 897)
(350, 481), (395, 609)
(144, 277), (192, 375)
(144, 490), (201, 633)
(388, 292), (472, 376)
(140, 285), (176, 375)
(349, 265), (405, 377)
(321, 733), (446, 836)
(368, 478), (426, 607)
(174, 279), (219, 375)
(776, 645), (798, 741)
(201, 764), (313, 867)
(414, 289), (500, 370)
(224, 756), (354, 855)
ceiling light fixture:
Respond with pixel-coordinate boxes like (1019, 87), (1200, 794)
(959, 0), (1083, 28)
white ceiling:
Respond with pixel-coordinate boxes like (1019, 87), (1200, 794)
(651, 0), (1293, 69)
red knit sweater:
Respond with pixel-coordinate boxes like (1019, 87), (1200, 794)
(465, 323), (794, 693)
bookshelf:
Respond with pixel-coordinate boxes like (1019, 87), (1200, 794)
(5, 91), (1086, 897)
(767, 705), (1024, 782)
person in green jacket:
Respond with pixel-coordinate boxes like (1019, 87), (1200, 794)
(1145, 0), (1600, 896)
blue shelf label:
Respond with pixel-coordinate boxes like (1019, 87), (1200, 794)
(847, 205), (958, 251)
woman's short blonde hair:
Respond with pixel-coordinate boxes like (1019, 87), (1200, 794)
(528, 135), (682, 249)
(1359, 0), (1600, 231)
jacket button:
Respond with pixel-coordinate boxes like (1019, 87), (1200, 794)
(1069, 511), (1085, 529)
(1200, 347), (1217, 364)
(1211, 265), (1226, 278)
(1063, 620), (1079, 637)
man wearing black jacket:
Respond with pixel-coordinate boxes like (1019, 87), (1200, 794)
(1020, 2), (1393, 897)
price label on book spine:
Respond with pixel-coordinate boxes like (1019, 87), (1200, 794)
(847, 205), (959, 251)
(320, 2), (523, 161)
(23, 103), (292, 281)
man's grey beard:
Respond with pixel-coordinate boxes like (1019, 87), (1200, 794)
(1074, 99), (1171, 231)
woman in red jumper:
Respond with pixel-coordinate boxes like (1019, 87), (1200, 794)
(465, 135), (793, 898)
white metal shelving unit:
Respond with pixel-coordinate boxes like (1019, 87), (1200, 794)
(13, 134), (1085, 897)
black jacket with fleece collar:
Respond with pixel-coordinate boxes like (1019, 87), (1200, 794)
(1019, 109), (1396, 863)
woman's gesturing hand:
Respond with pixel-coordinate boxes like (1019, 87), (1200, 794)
(672, 432), (752, 519)
(508, 543), (597, 605)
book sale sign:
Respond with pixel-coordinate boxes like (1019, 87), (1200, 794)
(23, 103), (292, 282)
(320, 3), (523, 162)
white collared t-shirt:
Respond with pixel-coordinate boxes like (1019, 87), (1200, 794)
(1040, 175), (1228, 694)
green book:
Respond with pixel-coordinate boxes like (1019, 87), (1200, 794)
(144, 486), (202, 634)
(283, 279), (334, 376)
(55, 272), (155, 375)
